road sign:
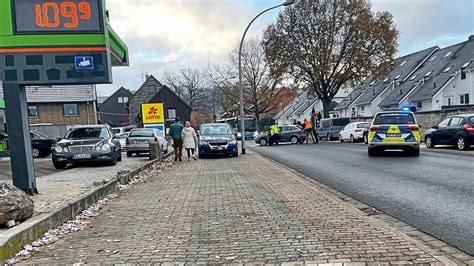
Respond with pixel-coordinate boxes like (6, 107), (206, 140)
(142, 103), (165, 124)
(75, 56), (94, 70)
(144, 124), (166, 137)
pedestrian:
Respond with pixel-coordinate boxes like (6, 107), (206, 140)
(269, 123), (280, 145)
(303, 118), (316, 144)
(169, 117), (184, 161)
(182, 121), (198, 161)
(311, 113), (319, 144)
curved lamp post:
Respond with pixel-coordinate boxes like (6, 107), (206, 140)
(238, 0), (295, 154)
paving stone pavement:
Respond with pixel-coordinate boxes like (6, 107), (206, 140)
(24, 152), (442, 265)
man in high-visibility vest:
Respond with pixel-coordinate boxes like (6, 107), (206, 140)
(269, 124), (280, 145)
(303, 118), (316, 144)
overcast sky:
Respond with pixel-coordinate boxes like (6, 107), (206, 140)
(97, 0), (474, 96)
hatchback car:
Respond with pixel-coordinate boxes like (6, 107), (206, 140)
(339, 122), (371, 143)
(52, 125), (122, 169)
(425, 114), (474, 150)
(199, 123), (238, 158)
(126, 128), (168, 157)
(368, 111), (421, 156)
(255, 125), (306, 146)
(318, 117), (351, 140)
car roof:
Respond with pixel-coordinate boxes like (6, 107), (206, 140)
(450, 113), (474, 118)
(375, 111), (414, 115)
(131, 128), (154, 131)
(200, 123), (230, 126)
(72, 125), (107, 129)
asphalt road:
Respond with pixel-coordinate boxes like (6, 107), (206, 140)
(248, 141), (474, 255)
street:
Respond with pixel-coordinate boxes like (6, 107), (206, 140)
(249, 141), (474, 255)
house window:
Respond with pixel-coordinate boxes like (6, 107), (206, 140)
(149, 85), (157, 93)
(394, 74), (401, 80)
(460, 94), (470, 105)
(409, 74), (417, 81)
(167, 108), (177, 119)
(461, 70), (466, 80)
(417, 101), (423, 109)
(28, 105), (38, 117)
(399, 60), (407, 67)
(117, 96), (129, 103)
(63, 103), (79, 116)
(428, 55), (437, 62)
(444, 51), (452, 58)
(425, 71), (432, 77)
(442, 66), (452, 73)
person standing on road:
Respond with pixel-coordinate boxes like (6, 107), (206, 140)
(269, 124), (280, 145)
(182, 121), (198, 161)
(303, 118), (316, 144)
(169, 117), (184, 161)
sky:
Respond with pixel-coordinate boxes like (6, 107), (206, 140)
(97, 0), (474, 96)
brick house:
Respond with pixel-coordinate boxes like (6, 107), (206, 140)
(0, 82), (98, 126)
(98, 87), (133, 127)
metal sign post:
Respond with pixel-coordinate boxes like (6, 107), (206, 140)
(0, 0), (128, 194)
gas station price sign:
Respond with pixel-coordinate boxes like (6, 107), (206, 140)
(11, 0), (103, 34)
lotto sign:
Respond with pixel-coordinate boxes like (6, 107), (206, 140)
(141, 103), (164, 124)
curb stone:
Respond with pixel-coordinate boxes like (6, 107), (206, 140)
(0, 152), (173, 262)
(250, 151), (464, 265)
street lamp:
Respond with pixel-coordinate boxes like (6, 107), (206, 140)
(238, 0), (295, 154)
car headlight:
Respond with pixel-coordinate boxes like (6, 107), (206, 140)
(199, 140), (208, 146)
(55, 146), (63, 153)
(230, 139), (237, 145)
(101, 144), (111, 151)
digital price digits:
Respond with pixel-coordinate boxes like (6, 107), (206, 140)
(34, 1), (92, 29)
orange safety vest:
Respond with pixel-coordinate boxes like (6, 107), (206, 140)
(304, 120), (312, 129)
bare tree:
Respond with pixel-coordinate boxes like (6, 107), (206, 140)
(162, 68), (212, 113)
(262, 0), (399, 117)
(209, 39), (292, 131)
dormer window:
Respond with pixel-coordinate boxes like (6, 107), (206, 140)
(442, 66), (452, 73)
(383, 78), (389, 82)
(462, 61), (471, 68)
(429, 55), (437, 62)
(370, 80), (376, 86)
(425, 71), (432, 77)
(399, 60), (407, 67)
(409, 74), (418, 81)
(444, 51), (452, 58)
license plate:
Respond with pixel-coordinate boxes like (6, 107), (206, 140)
(211, 146), (224, 150)
(386, 133), (401, 138)
(73, 153), (91, 159)
(135, 140), (148, 144)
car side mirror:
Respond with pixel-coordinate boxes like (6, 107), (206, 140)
(432, 125), (438, 129)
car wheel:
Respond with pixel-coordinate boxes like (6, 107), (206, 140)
(53, 160), (67, 169)
(32, 147), (41, 158)
(117, 150), (122, 162)
(368, 148), (377, 157)
(457, 136), (469, 150)
(411, 148), (420, 156)
(425, 136), (434, 148)
(233, 152), (238, 157)
(290, 136), (298, 144)
(126, 152), (133, 157)
(350, 135), (355, 143)
(259, 138), (267, 146)
(364, 134), (368, 144)
(109, 154), (118, 166)
(339, 134), (343, 142)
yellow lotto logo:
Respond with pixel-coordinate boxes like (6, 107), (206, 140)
(142, 103), (164, 124)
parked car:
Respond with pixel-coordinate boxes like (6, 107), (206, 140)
(318, 117), (351, 140)
(338, 122), (371, 143)
(198, 123), (238, 158)
(52, 125), (122, 169)
(115, 132), (129, 151)
(111, 127), (126, 135)
(255, 125), (306, 146)
(367, 111), (420, 156)
(0, 131), (57, 158)
(245, 128), (256, 140)
(126, 128), (168, 157)
(425, 114), (474, 150)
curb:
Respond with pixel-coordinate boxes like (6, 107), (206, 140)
(0, 152), (173, 262)
(249, 150), (460, 265)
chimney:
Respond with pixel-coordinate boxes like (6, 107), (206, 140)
(145, 72), (150, 80)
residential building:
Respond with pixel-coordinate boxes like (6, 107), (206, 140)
(334, 83), (368, 117)
(0, 82), (98, 126)
(147, 85), (192, 129)
(352, 47), (437, 117)
(128, 75), (165, 125)
(98, 87), (134, 127)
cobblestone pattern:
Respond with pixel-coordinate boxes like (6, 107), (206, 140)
(25, 152), (441, 264)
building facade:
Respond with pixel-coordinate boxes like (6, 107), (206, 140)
(128, 75), (165, 126)
(147, 85), (192, 129)
(98, 87), (133, 127)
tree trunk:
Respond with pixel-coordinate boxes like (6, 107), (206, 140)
(322, 98), (331, 118)
(255, 112), (260, 133)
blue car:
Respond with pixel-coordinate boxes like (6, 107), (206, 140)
(198, 123), (238, 158)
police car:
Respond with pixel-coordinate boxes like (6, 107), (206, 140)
(367, 110), (421, 156)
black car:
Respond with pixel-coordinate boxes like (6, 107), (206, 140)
(425, 114), (474, 150)
(255, 125), (306, 146)
(52, 125), (122, 169)
(0, 131), (57, 158)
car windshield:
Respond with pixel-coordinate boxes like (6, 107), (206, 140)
(333, 118), (350, 126)
(66, 127), (109, 139)
(373, 113), (416, 125)
(129, 130), (154, 137)
(357, 123), (370, 128)
(469, 116), (474, 125)
(116, 133), (129, 139)
(200, 124), (233, 135)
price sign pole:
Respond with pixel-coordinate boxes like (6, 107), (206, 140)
(0, 0), (128, 195)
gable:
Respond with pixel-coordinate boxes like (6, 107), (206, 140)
(148, 85), (192, 112)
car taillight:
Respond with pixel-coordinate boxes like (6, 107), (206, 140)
(463, 124), (474, 133)
(126, 138), (129, 144)
(369, 125), (381, 132)
(407, 125), (419, 131)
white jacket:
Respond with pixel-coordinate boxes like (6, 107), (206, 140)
(181, 127), (197, 149)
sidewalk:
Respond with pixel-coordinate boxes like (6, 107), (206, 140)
(24, 151), (451, 265)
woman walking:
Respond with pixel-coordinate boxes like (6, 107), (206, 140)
(182, 121), (198, 161)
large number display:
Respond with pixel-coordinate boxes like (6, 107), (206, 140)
(11, 0), (103, 34)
